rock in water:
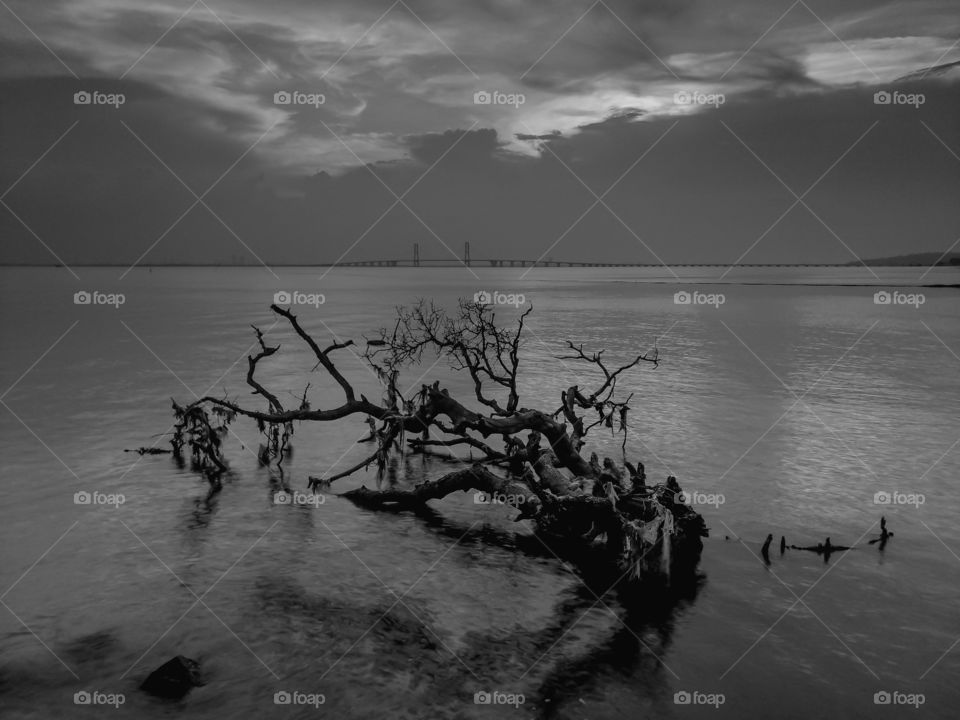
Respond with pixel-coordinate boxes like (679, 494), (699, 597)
(140, 656), (204, 699)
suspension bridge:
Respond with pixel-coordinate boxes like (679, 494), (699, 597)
(319, 243), (850, 268)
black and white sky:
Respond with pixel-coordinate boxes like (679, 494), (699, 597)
(1, 0), (958, 265)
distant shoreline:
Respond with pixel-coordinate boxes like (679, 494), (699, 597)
(607, 281), (960, 288)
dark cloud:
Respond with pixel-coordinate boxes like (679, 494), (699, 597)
(0, 0), (958, 267)
(515, 131), (562, 140)
(3, 75), (957, 267)
(403, 128), (501, 165)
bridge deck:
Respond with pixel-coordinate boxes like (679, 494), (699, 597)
(324, 260), (847, 268)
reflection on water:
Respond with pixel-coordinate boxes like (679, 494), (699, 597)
(1, 266), (959, 718)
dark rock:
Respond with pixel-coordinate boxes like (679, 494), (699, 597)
(140, 655), (204, 699)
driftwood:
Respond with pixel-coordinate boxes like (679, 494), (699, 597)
(342, 463), (707, 580)
(162, 299), (707, 583)
(754, 516), (894, 565)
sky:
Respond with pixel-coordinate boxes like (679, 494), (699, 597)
(0, 0), (958, 266)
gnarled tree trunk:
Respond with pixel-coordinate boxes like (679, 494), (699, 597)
(162, 299), (707, 584)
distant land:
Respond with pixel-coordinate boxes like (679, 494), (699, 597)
(845, 252), (960, 267)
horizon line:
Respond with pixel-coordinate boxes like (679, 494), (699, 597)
(1, 261), (958, 269)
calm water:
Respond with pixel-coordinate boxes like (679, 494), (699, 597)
(1, 266), (958, 718)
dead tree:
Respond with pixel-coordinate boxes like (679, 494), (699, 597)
(166, 300), (708, 582)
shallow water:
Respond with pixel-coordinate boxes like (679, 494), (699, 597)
(1, 265), (958, 718)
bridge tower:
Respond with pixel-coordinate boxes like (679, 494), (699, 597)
(464, 241), (471, 267)
(413, 242), (420, 267)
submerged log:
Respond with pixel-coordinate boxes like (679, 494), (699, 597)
(342, 465), (538, 513)
(868, 515), (894, 547)
(774, 518), (893, 560)
(761, 534), (773, 564)
(342, 462), (708, 583)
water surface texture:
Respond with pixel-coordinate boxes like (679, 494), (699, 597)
(1, 266), (958, 719)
